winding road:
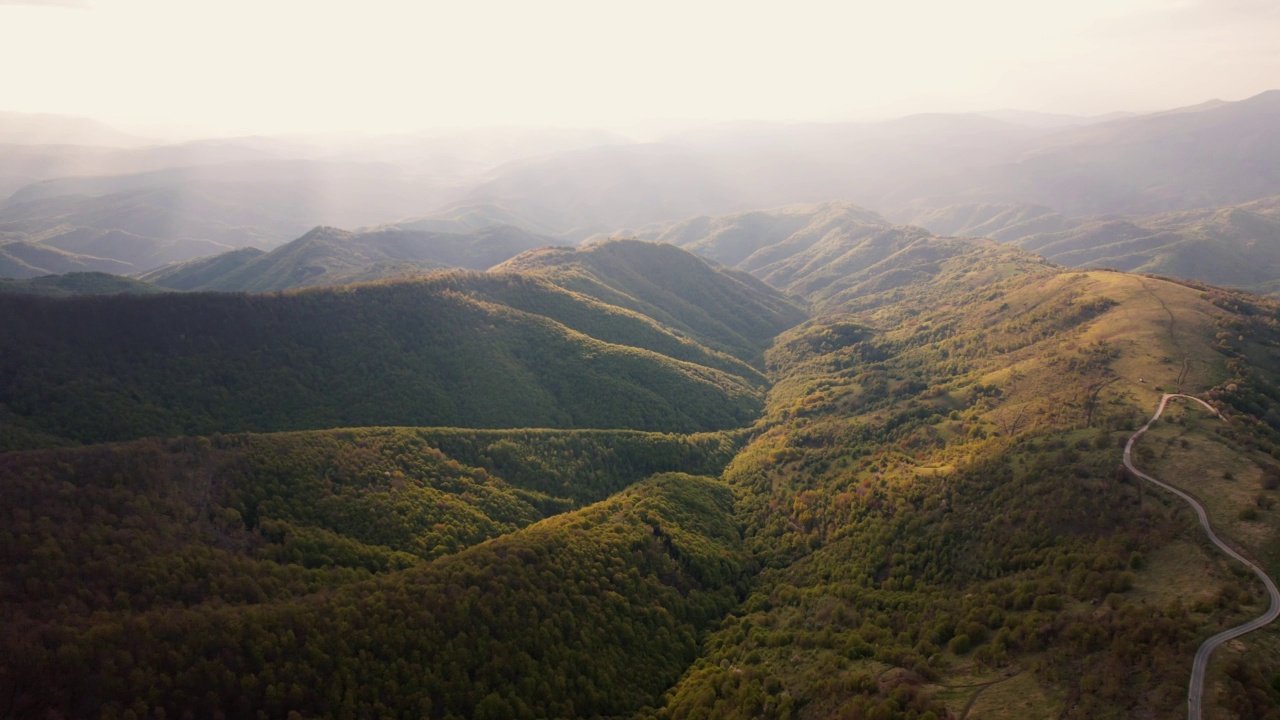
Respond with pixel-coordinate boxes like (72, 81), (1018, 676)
(1123, 393), (1280, 720)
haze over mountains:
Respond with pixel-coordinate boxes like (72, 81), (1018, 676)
(4, 91), (1280, 294)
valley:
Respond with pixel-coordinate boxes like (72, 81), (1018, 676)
(5, 228), (1280, 719)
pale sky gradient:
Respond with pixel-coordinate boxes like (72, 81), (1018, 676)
(1, 0), (1278, 136)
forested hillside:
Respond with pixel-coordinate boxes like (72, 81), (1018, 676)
(5, 463), (752, 719)
(0, 258), (801, 449)
(652, 245), (1280, 718)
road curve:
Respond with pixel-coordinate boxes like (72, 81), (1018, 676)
(1123, 393), (1280, 720)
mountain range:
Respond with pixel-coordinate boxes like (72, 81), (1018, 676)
(137, 224), (553, 292)
(6, 90), (1280, 292)
(7, 227), (1280, 718)
(7, 91), (1280, 720)
(904, 196), (1280, 292)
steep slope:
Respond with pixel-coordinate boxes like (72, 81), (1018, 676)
(138, 224), (552, 292)
(494, 238), (808, 363)
(423, 272), (765, 381)
(134, 246), (267, 290)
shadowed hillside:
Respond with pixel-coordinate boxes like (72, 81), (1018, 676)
(0, 246), (804, 450)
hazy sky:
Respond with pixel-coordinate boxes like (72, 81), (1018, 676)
(1, 0), (1278, 136)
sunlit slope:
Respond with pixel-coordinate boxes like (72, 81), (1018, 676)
(644, 201), (892, 268)
(419, 271), (766, 381)
(658, 249), (1280, 719)
(495, 238), (807, 364)
(0, 269), (792, 449)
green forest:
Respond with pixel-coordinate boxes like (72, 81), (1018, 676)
(4, 238), (1280, 719)
(0, 254), (804, 450)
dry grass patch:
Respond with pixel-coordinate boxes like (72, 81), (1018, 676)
(958, 670), (1063, 720)
(1129, 539), (1222, 611)
(1143, 415), (1275, 558)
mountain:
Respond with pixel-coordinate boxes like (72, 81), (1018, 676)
(0, 271), (167, 297)
(638, 200), (891, 268)
(138, 224), (553, 292)
(464, 143), (751, 232)
(0, 245), (803, 450)
(896, 202), (1079, 241)
(391, 201), (574, 239)
(453, 91), (1280, 234)
(904, 196), (1280, 293)
(935, 90), (1280, 216)
(132, 246), (267, 290)
(0, 239), (135, 278)
(6, 91), (1277, 282)
(0, 126), (639, 276)
(0, 159), (460, 276)
(494, 238), (808, 363)
(462, 114), (1049, 232)
(633, 201), (1050, 309)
